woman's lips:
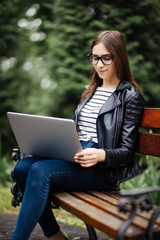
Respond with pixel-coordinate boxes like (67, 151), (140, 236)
(97, 69), (107, 74)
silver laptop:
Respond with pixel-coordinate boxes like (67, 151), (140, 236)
(7, 112), (82, 162)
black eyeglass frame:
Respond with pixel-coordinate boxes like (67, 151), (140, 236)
(87, 52), (114, 65)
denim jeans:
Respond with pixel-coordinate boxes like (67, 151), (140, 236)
(11, 141), (115, 240)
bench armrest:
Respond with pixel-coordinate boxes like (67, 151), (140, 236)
(117, 187), (160, 240)
(120, 186), (160, 198)
(11, 148), (20, 161)
(119, 186), (160, 213)
(11, 148), (28, 162)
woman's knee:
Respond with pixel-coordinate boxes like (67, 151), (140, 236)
(26, 161), (51, 193)
(14, 159), (27, 180)
(13, 157), (39, 182)
(28, 161), (47, 180)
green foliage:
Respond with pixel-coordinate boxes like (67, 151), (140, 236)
(121, 156), (160, 205)
(0, 156), (14, 187)
(43, 0), (107, 118)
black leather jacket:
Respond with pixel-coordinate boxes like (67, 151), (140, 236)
(75, 81), (145, 185)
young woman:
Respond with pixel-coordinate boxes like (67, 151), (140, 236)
(12, 30), (145, 240)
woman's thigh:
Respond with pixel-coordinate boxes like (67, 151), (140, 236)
(30, 159), (114, 191)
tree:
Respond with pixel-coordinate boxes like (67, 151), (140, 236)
(0, 0), (53, 155)
(40, 0), (110, 118)
(102, 0), (160, 105)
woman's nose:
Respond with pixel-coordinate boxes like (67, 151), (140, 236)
(97, 59), (104, 67)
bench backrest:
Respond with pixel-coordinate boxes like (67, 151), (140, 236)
(137, 108), (160, 157)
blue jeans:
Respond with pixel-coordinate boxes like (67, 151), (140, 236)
(12, 141), (115, 240)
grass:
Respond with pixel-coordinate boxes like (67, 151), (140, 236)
(0, 185), (20, 214)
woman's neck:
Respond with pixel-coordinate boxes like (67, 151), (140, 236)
(101, 78), (120, 89)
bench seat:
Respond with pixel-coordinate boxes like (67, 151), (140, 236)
(53, 190), (160, 240)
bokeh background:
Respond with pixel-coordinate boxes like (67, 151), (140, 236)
(0, 0), (160, 191)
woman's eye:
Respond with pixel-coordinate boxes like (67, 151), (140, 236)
(103, 57), (110, 61)
(93, 57), (98, 61)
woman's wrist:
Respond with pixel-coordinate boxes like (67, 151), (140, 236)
(98, 149), (106, 162)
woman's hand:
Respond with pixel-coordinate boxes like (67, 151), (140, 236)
(74, 148), (106, 167)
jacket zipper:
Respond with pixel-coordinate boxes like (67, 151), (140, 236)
(113, 106), (119, 148)
(113, 106), (121, 186)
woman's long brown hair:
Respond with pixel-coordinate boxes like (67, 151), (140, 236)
(81, 30), (142, 100)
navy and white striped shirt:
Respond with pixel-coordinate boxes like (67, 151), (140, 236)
(77, 87), (115, 143)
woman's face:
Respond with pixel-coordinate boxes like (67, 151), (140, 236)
(92, 42), (118, 84)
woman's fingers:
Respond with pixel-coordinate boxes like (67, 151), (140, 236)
(74, 148), (106, 167)
(74, 148), (98, 167)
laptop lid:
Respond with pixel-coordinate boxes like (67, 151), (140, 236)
(7, 112), (82, 162)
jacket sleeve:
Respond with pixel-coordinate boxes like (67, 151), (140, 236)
(104, 91), (145, 168)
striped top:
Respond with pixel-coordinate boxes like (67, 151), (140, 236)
(77, 87), (115, 143)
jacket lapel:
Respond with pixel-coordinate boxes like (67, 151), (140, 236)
(99, 92), (121, 115)
(99, 82), (132, 115)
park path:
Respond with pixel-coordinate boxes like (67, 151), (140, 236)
(0, 213), (107, 239)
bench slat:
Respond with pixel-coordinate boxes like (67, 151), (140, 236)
(137, 132), (160, 156)
(70, 191), (154, 229)
(141, 108), (160, 128)
(53, 191), (146, 240)
(85, 191), (159, 221)
(89, 191), (120, 205)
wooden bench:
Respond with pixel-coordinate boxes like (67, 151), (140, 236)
(11, 108), (160, 240)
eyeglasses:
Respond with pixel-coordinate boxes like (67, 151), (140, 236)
(87, 53), (114, 65)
